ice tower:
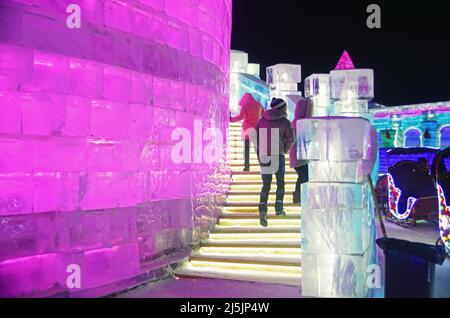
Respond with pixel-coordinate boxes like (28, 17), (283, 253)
(330, 51), (375, 122)
(298, 51), (378, 298)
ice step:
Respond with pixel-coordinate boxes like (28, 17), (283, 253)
(175, 260), (301, 286)
(232, 175), (297, 183)
(225, 202), (299, 208)
(223, 206), (300, 214)
(228, 185), (297, 193)
(203, 233), (302, 247)
(213, 218), (301, 233)
(230, 181), (296, 187)
(227, 194), (299, 203)
(191, 247), (302, 265)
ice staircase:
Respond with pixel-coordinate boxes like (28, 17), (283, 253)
(175, 122), (302, 286)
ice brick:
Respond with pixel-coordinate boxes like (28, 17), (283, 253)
(0, 92), (21, 134)
(333, 100), (368, 114)
(21, 51), (69, 94)
(21, 92), (67, 136)
(301, 249), (373, 298)
(0, 212), (55, 262)
(312, 105), (329, 117)
(247, 63), (260, 77)
(332, 111), (375, 124)
(301, 206), (374, 254)
(33, 173), (79, 212)
(230, 50), (248, 73)
(301, 182), (369, 209)
(68, 57), (103, 99)
(0, 44), (33, 90)
(308, 161), (369, 183)
(304, 74), (330, 99)
(81, 243), (140, 290)
(0, 173), (34, 215)
(297, 117), (371, 161)
(270, 83), (298, 91)
(310, 94), (330, 109)
(330, 69), (374, 101)
(0, 253), (61, 297)
(266, 64), (302, 84)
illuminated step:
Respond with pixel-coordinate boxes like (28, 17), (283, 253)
(175, 260), (301, 286)
(213, 219), (301, 233)
(229, 186), (297, 193)
(231, 167), (296, 174)
(225, 201), (299, 208)
(227, 160), (262, 165)
(230, 180), (296, 186)
(232, 174), (298, 182)
(228, 187), (297, 194)
(192, 247), (302, 265)
(222, 206), (300, 214)
(221, 211), (301, 219)
(219, 218), (301, 227)
(233, 170), (296, 176)
(227, 194), (297, 203)
(203, 233), (302, 247)
(227, 187), (297, 194)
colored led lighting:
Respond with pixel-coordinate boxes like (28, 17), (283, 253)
(387, 173), (418, 220)
(437, 184), (450, 251)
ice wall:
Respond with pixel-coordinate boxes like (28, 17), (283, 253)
(0, 0), (232, 297)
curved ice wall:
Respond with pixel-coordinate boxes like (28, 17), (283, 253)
(0, 0), (232, 297)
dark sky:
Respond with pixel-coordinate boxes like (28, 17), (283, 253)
(231, 0), (450, 106)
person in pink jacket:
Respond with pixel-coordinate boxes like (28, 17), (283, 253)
(289, 98), (312, 205)
(231, 93), (264, 171)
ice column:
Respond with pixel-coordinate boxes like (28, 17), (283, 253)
(298, 118), (377, 298)
(266, 64), (302, 119)
(304, 74), (331, 117)
(298, 54), (378, 297)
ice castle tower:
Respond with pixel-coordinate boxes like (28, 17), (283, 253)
(299, 51), (379, 298)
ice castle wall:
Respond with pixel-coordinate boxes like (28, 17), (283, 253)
(0, 0), (232, 297)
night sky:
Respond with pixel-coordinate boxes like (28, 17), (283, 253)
(231, 0), (450, 106)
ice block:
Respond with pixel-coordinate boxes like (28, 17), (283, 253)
(247, 63), (260, 77)
(308, 160), (369, 183)
(270, 83), (298, 92)
(301, 182), (369, 210)
(301, 248), (373, 298)
(330, 69), (374, 101)
(266, 64), (302, 84)
(304, 74), (330, 99)
(333, 100), (369, 114)
(297, 117), (372, 161)
(230, 50), (248, 73)
(301, 206), (374, 254)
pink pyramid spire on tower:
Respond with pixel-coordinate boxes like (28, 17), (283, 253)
(335, 50), (355, 70)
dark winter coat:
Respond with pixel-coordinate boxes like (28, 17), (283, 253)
(254, 107), (295, 160)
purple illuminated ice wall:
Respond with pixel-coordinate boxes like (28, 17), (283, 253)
(0, 0), (232, 297)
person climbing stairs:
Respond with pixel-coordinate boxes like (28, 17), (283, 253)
(174, 122), (302, 286)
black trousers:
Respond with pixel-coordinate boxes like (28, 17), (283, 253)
(295, 164), (309, 194)
(244, 139), (250, 168)
(259, 155), (286, 215)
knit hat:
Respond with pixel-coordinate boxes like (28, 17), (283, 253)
(270, 98), (287, 109)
